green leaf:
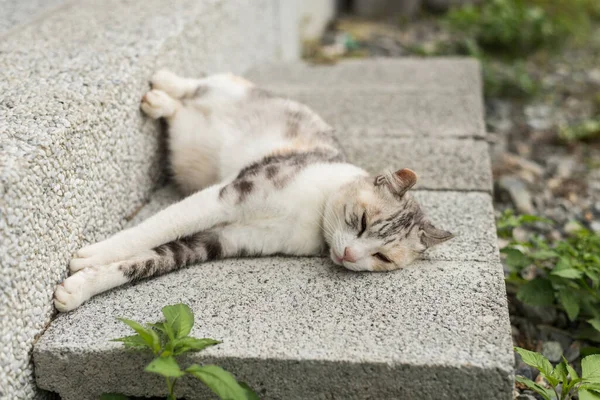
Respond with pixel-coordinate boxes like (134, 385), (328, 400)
(162, 304), (194, 339)
(501, 248), (531, 269)
(110, 334), (151, 350)
(551, 268), (583, 279)
(581, 383), (600, 391)
(100, 394), (130, 400)
(514, 376), (555, 400)
(239, 382), (260, 400)
(530, 250), (558, 260)
(517, 279), (555, 307)
(144, 356), (185, 378)
(186, 364), (249, 400)
(558, 288), (580, 321)
(554, 256), (571, 270)
(552, 359), (568, 383)
(116, 318), (161, 354)
(564, 356), (579, 380)
(515, 347), (554, 378)
(583, 354), (600, 381)
(589, 319), (600, 334)
(173, 337), (221, 356)
(580, 389), (600, 400)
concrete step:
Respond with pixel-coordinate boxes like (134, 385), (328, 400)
(247, 58), (482, 94)
(0, 0), (289, 398)
(261, 88), (486, 138)
(33, 59), (513, 399)
(248, 59), (486, 139)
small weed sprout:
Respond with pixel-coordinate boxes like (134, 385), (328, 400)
(104, 303), (258, 400)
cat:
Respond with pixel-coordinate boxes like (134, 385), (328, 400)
(53, 70), (454, 312)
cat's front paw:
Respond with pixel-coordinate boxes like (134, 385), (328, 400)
(70, 241), (125, 272)
(54, 268), (96, 312)
(140, 89), (179, 119)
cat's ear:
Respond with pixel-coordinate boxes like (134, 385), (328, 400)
(420, 221), (454, 248)
(374, 168), (417, 197)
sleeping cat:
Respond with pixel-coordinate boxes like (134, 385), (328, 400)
(54, 70), (454, 312)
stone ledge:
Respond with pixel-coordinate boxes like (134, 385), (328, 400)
(34, 258), (512, 400)
(267, 88), (486, 138)
(30, 57), (512, 400)
(247, 58), (482, 94)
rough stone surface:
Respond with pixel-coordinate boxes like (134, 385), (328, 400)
(270, 88), (486, 138)
(413, 191), (499, 262)
(343, 137), (492, 191)
(0, 0), (285, 398)
(249, 60), (486, 138)
(0, 0), (68, 34)
(34, 258), (513, 400)
(30, 58), (513, 399)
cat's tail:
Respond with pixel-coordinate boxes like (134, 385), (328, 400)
(120, 231), (224, 282)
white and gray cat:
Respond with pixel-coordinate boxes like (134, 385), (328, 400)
(54, 70), (454, 312)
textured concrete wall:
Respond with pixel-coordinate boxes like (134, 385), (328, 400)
(0, 0), (288, 398)
(0, 0), (70, 34)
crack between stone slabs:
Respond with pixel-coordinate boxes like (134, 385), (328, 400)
(412, 187), (492, 194)
(263, 85), (482, 95)
(343, 133), (488, 141)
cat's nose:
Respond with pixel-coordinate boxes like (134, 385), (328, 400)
(343, 247), (358, 263)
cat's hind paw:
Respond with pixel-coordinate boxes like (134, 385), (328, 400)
(54, 269), (96, 312)
(140, 89), (179, 119)
(150, 69), (188, 98)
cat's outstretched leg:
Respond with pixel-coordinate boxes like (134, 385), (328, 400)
(55, 231), (224, 312)
(69, 185), (232, 272)
(150, 69), (204, 99)
(55, 221), (291, 312)
(150, 69), (254, 104)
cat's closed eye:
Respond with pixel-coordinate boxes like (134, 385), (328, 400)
(358, 211), (367, 237)
(373, 252), (391, 263)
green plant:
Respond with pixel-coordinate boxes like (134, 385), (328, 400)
(108, 303), (258, 400)
(482, 60), (540, 99)
(445, 0), (565, 57)
(515, 347), (600, 399)
(500, 213), (600, 337)
(496, 209), (551, 239)
(560, 118), (600, 142)
(445, 0), (599, 57)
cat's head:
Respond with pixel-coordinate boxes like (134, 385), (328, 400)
(323, 168), (453, 271)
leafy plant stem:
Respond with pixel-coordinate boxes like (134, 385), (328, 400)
(166, 377), (177, 400)
(582, 280), (600, 301)
(111, 303), (257, 399)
